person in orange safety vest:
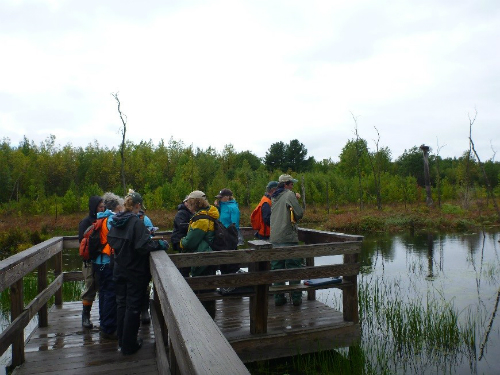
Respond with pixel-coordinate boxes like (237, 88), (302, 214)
(251, 181), (278, 240)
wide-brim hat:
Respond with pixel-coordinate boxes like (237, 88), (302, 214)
(278, 174), (298, 183)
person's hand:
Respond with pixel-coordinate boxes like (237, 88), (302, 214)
(295, 192), (301, 200)
(158, 240), (168, 250)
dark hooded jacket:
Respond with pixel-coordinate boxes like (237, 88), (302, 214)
(107, 211), (165, 279)
(170, 202), (193, 248)
(78, 195), (103, 242)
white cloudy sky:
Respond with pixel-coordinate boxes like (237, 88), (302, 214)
(1, 0), (499, 162)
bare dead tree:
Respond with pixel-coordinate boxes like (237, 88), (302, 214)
(420, 144), (433, 207)
(350, 112), (363, 211)
(367, 126), (382, 210)
(468, 111), (500, 221)
(435, 138), (446, 208)
(301, 175), (306, 210)
(112, 92), (127, 196)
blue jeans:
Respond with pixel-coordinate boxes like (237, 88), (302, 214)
(93, 263), (116, 334)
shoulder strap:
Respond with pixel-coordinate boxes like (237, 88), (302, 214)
(191, 214), (215, 223)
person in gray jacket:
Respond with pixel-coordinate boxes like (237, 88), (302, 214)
(270, 174), (304, 306)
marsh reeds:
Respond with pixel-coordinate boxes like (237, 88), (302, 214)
(358, 275), (477, 374)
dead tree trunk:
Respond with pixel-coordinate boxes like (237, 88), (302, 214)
(469, 112), (500, 221)
(112, 92), (127, 196)
(420, 144), (433, 207)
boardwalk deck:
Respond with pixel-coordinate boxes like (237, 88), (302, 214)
(12, 295), (357, 373)
(12, 302), (158, 375)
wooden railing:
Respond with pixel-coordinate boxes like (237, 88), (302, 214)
(0, 227), (362, 374)
(0, 237), (65, 367)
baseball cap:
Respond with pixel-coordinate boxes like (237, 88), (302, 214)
(266, 181), (278, 191)
(127, 190), (146, 210)
(187, 190), (207, 199)
(278, 174), (298, 183)
(215, 188), (233, 199)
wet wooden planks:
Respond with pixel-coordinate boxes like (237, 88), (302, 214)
(215, 296), (360, 363)
(13, 302), (158, 375)
(12, 297), (359, 373)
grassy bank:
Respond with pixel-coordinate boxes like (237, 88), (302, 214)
(1, 202), (498, 259)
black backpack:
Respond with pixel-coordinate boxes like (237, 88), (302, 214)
(191, 214), (239, 251)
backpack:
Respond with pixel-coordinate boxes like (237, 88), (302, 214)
(191, 214), (239, 251)
(79, 217), (107, 261)
(250, 205), (262, 231)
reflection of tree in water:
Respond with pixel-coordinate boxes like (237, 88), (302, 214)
(359, 233), (395, 273)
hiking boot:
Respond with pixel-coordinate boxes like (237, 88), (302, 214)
(82, 305), (93, 329)
(141, 307), (151, 325)
(292, 291), (303, 305)
(100, 330), (119, 340)
(121, 338), (143, 356)
(275, 295), (287, 306)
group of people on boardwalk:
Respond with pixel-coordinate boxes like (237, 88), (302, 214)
(77, 173), (304, 355)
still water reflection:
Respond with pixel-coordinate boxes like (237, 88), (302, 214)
(317, 230), (500, 375)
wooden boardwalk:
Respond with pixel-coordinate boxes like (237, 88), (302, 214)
(3, 232), (362, 374)
(12, 302), (157, 375)
(12, 295), (355, 374)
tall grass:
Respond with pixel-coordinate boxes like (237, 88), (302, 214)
(358, 276), (477, 374)
(248, 276), (479, 374)
(1, 273), (83, 315)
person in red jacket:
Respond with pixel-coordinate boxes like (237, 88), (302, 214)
(252, 181), (278, 240)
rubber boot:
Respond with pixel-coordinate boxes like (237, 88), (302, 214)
(121, 309), (142, 355)
(82, 304), (93, 329)
(141, 306), (151, 325)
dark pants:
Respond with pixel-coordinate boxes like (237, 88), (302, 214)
(94, 263), (116, 334)
(114, 267), (149, 351)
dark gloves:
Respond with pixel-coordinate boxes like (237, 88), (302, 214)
(158, 240), (169, 250)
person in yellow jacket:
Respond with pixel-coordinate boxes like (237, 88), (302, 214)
(180, 190), (219, 317)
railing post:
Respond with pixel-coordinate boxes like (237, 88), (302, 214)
(248, 240), (271, 334)
(306, 257), (316, 301)
(37, 262), (48, 327)
(342, 253), (359, 323)
(54, 250), (63, 306)
(10, 279), (25, 367)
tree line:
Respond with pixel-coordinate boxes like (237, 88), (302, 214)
(1, 135), (499, 216)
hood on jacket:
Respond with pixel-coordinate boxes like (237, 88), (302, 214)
(97, 209), (115, 220)
(272, 188), (286, 199)
(220, 199), (238, 207)
(110, 211), (136, 228)
(88, 195), (103, 220)
(195, 204), (220, 220)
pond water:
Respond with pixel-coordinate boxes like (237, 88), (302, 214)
(316, 230), (500, 375)
(1, 231), (499, 374)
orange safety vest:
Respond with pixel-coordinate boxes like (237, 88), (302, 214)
(99, 218), (114, 256)
(252, 195), (272, 238)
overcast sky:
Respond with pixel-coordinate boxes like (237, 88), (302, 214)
(1, 0), (499, 162)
